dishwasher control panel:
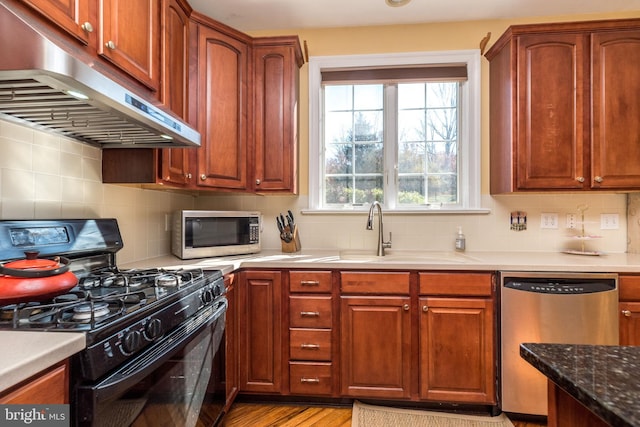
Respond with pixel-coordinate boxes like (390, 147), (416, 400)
(502, 273), (617, 294)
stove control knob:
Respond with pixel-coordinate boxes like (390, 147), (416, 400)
(122, 330), (142, 354)
(145, 318), (163, 340)
(201, 289), (214, 304)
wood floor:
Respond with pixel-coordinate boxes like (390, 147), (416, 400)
(220, 403), (547, 427)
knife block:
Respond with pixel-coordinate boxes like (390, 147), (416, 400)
(281, 225), (301, 253)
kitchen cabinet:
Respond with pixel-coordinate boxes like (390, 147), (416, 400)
(102, 0), (193, 186)
(238, 270), (282, 393)
(191, 14), (251, 191)
(418, 273), (496, 404)
(21, 0), (160, 90)
(486, 19), (640, 193)
(340, 272), (412, 399)
(21, 0), (93, 44)
(618, 274), (640, 345)
(99, 0), (160, 91)
(288, 271), (335, 396)
(252, 37), (304, 194)
(0, 361), (69, 404)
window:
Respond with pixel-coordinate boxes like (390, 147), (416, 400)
(308, 50), (481, 212)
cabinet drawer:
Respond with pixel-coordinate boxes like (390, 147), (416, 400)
(289, 362), (333, 395)
(419, 272), (493, 296)
(620, 275), (640, 301)
(290, 271), (332, 293)
(289, 296), (333, 328)
(340, 272), (410, 294)
(290, 329), (332, 361)
(0, 362), (68, 404)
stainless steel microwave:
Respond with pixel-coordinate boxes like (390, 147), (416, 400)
(172, 210), (261, 259)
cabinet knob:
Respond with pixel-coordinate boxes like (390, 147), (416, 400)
(594, 176), (604, 183)
(81, 22), (94, 33)
(576, 176), (585, 183)
(422, 305), (428, 312)
(200, 174), (207, 181)
(185, 173), (192, 179)
(105, 40), (116, 50)
(403, 304), (409, 311)
(623, 310), (632, 317)
(255, 179), (261, 185)
(165, 176), (170, 181)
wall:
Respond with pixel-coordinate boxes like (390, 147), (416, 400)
(0, 120), (195, 263)
(1, 10), (637, 262)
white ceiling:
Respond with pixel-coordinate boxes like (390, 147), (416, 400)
(188, 0), (640, 32)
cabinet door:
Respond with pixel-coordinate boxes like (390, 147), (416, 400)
(340, 296), (411, 399)
(516, 33), (587, 190)
(253, 39), (302, 193)
(0, 362), (68, 404)
(419, 297), (496, 404)
(195, 23), (249, 190)
(22, 0), (93, 44)
(99, 0), (160, 90)
(159, 0), (192, 186)
(619, 302), (640, 345)
(591, 30), (640, 189)
(239, 271), (282, 393)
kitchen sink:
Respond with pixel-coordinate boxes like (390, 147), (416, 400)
(338, 249), (479, 263)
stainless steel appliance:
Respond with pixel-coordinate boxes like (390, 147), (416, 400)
(500, 271), (618, 416)
(0, 219), (227, 426)
(172, 210), (261, 259)
(0, 3), (200, 148)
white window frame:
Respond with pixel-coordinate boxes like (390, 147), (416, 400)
(308, 49), (482, 213)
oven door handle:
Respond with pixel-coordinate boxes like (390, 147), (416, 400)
(82, 298), (227, 401)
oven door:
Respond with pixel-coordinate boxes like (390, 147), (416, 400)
(74, 298), (228, 427)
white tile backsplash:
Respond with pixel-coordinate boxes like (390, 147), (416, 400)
(0, 118), (632, 263)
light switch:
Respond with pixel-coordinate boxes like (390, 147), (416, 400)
(600, 214), (619, 230)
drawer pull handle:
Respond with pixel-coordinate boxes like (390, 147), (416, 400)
(300, 280), (320, 286)
(300, 311), (320, 317)
(300, 343), (320, 350)
(301, 377), (320, 384)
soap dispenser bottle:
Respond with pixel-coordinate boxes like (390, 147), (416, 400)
(455, 226), (466, 252)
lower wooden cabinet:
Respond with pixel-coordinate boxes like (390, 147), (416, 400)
(0, 361), (69, 404)
(238, 268), (497, 407)
(340, 295), (412, 399)
(619, 274), (640, 345)
(419, 297), (495, 403)
(238, 270), (282, 393)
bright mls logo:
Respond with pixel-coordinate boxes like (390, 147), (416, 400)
(0, 405), (69, 426)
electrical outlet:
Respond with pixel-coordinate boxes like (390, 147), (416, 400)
(600, 213), (619, 230)
(566, 213), (577, 229)
(541, 213), (559, 229)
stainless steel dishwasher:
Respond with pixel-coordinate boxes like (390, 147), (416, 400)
(500, 271), (619, 416)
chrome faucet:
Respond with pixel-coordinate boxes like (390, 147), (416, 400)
(366, 201), (392, 256)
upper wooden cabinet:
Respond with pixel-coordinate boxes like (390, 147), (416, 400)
(252, 37), (304, 194)
(192, 15), (251, 191)
(99, 0), (160, 91)
(22, 0), (93, 44)
(21, 0), (160, 91)
(486, 19), (640, 193)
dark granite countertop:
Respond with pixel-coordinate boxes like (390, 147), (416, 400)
(520, 343), (640, 427)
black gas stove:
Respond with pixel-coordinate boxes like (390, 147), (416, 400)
(0, 219), (226, 382)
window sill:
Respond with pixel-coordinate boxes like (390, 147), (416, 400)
(301, 208), (491, 215)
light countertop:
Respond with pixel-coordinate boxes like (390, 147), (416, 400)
(0, 331), (85, 392)
(121, 249), (640, 274)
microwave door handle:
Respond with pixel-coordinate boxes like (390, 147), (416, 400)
(83, 300), (227, 401)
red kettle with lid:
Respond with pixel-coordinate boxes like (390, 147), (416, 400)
(0, 251), (78, 305)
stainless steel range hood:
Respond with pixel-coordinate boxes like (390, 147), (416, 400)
(0, 3), (200, 148)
